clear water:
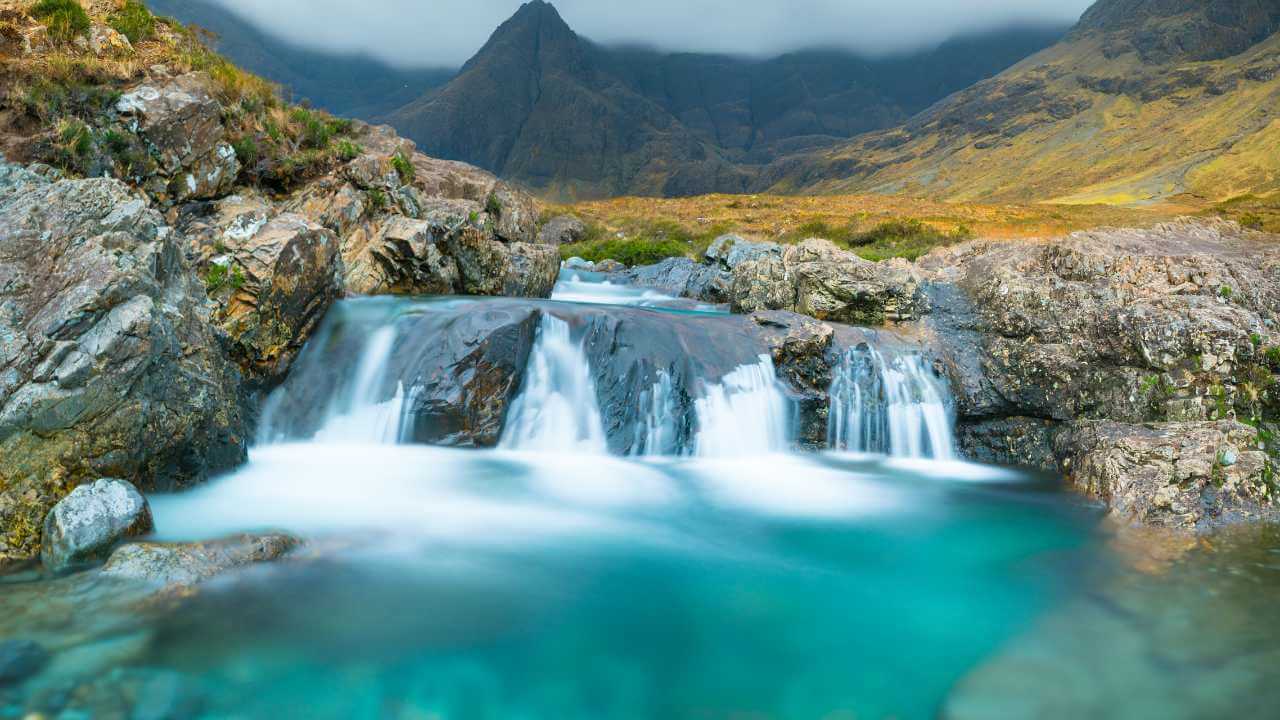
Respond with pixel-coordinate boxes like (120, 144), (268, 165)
(550, 269), (725, 313)
(5, 286), (1279, 719)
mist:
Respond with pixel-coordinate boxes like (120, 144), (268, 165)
(208, 0), (1093, 68)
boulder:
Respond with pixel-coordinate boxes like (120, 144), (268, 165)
(485, 181), (539, 245)
(594, 259), (626, 273)
(539, 214), (587, 245)
(618, 257), (732, 304)
(0, 165), (247, 563)
(41, 479), (153, 573)
(115, 73), (239, 203)
(88, 25), (131, 57)
(787, 239), (924, 324)
(503, 243), (562, 298)
(706, 234), (783, 271)
(730, 253), (795, 313)
(101, 533), (300, 587)
(1057, 420), (1276, 530)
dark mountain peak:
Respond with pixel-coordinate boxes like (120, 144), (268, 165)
(1073, 0), (1280, 62)
(463, 0), (583, 74)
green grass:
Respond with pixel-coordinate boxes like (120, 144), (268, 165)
(30, 0), (90, 43)
(108, 0), (155, 43)
(560, 236), (691, 267)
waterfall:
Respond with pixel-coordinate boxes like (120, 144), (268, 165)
(259, 324), (413, 445)
(827, 346), (955, 459)
(693, 355), (793, 457)
(499, 315), (608, 454)
(632, 370), (679, 456)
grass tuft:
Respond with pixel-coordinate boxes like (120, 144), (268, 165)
(30, 0), (90, 43)
(108, 0), (155, 43)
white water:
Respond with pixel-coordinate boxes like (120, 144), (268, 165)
(499, 315), (608, 454)
(550, 270), (724, 313)
(828, 346), (955, 459)
(693, 355), (794, 457)
(259, 325), (412, 445)
(633, 370), (680, 456)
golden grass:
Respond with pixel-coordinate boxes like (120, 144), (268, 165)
(557, 193), (1177, 247)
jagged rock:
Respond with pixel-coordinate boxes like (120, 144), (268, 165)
(731, 253), (796, 313)
(343, 215), (460, 296)
(539, 215), (587, 245)
(750, 311), (838, 447)
(0, 166), (246, 563)
(1057, 420), (1276, 530)
(100, 533), (300, 587)
(618, 257), (732, 304)
(179, 198), (343, 383)
(0, 639), (48, 685)
(116, 73), (239, 203)
(41, 479), (153, 573)
(594, 259), (626, 273)
(487, 181), (538, 244)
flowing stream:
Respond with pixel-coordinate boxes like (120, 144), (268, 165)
(5, 271), (1276, 719)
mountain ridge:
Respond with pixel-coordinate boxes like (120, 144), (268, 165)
(385, 0), (1066, 199)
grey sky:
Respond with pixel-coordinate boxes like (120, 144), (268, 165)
(210, 0), (1094, 68)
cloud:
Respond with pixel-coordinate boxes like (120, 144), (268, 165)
(209, 0), (1093, 68)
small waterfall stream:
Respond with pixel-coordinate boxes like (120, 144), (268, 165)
(693, 355), (794, 457)
(827, 346), (955, 459)
(499, 315), (608, 453)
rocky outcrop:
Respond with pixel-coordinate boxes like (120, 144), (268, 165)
(1057, 420), (1276, 530)
(41, 479), (154, 573)
(727, 238), (925, 324)
(916, 219), (1280, 529)
(116, 73), (240, 204)
(180, 196), (344, 384)
(0, 164), (247, 564)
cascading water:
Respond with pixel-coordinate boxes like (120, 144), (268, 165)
(632, 370), (680, 456)
(827, 346), (955, 459)
(499, 315), (608, 453)
(258, 323), (414, 445)
(693, 355), (794, 457)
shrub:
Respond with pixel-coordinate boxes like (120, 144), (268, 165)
(485, 191), (503, 218)
(108, 0), (155, 43)
(366, 188), (388, 214)
(559, 237), (689, 267)
(231, 135), (259, 168)
(335, 139), (362, 162)
(205, 262), (246, 294)
(31, 0), (90, 43)
(391, 152), (415, 183)
(1240, 212), (1265, 231)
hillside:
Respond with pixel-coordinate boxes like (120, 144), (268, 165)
(760, 0), (1280, 205)
(386, 0), (1065, 199)
(143, 0), (454, 118)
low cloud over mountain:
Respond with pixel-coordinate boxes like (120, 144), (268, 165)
(207, 0), (1091, 68)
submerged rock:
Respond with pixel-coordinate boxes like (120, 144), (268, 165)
(0, 639), (48, 686)
(42, 479), (154, 573)
(0, 165), (246, 563)
(101, 533), (300, 587)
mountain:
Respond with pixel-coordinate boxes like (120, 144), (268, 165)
(145, 0), (455, 118)
(384, 1), (1065, 199)
(762, 0), (1280, 204)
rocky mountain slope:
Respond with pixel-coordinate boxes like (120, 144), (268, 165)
(386, 0), (1064, 199)
(762, 0), (1280, 204)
